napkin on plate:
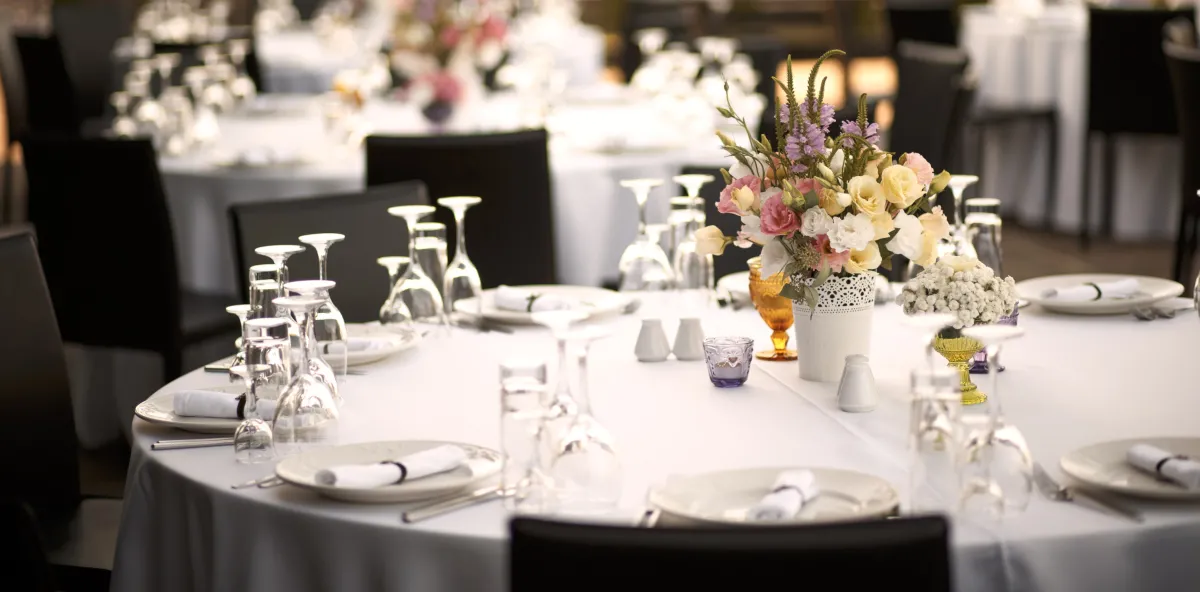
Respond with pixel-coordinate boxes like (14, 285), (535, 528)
(1127, 444), (1200, 490)
(494, 285), (572, 313)
(748, 470), (820, 521)
(172, 390), (276, 420)
(1041, 278), (1139, 301)
(314, 445), (469, 489)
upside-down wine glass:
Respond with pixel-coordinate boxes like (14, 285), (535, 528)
(901, 312), (958, 373)
(908, 365), (962, 514)
(618, 178), (663, 273)
(255, 245), (306, 311)
(438, 196), (484, 325)
(947, 174), (980, 257)
(381, 205), (446, 329)
(620, 223), (675, 292)
(376, 255), (409, 292)
(227, 38), (257, 105)
(272, 295), (341, 456)
(109, 91), (139, 138)
(414, 222), (448, 304)
(285, 279), (348, 383)
(225, 304), (253, 367)
(298, 233), (344, 282)
(229, 363), (275, 463)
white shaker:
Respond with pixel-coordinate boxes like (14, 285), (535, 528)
(837, 354), (877, 413)
(635, 319), (671, 362)
(672, 318), (705, 361)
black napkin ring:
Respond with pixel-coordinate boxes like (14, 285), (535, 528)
(1156, 454), (1191, 475)
(772, 484), (811, 503)
(1085, 282), (1102, 301)
(236, 394), (247, 420)
(380, 461), (409, 484)
(525, 293), (541, 313)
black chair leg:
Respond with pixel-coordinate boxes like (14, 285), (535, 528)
(1044, 112), (1059, 231)
(1100, 135), (1116, 239)
(1080, 132), (1092, 249)
(162, 348), (183, 383)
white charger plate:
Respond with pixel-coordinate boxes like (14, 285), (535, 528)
(134, 384), (244, 434)
(1016, 274), (1183, 315)
(453, 285), (628, 325)
(343, 324), (421, 366)
(648, 467), (899, 525)
(717, 272), (750, 302)
(1060, 437), (1200, 500)
(274, 440), (501, 503)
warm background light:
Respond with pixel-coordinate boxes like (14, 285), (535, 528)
(776, 58), (846, 110)
(848, 57), (897, 98)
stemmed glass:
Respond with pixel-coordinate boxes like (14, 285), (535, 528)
(255, 245), (306, 302)
(184, 66), (220, 144)
(908, 366), (962, 514)
(242, 319), (292, 401)
(414, 222), (448, 303)
(901, 312), (958, 372)
(673, 173), (713, 203)
(227, 38), (257, 105)
(619, 177), (663, 241)
(298, 233), (344, 281)
(225, 304), (252, 367)
(382, 206), (447, 329)
(621, 224), (675, 292)
(947, 175), (980, 257)
(229, 363), (275, 464)
(109, 91), (139, 138)
(285, 279), (348, 382)
(155, 53), (181, 96)
(376, 255), (409, 292)
(248, 263), (283, 319)
(272, 295), (341, 456)
(438, 196), (483, 324)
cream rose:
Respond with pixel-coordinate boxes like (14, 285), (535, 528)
(870, 212), (894, 240)
(919, 206), (951, 242)
(880, 164), (924, 208)
(694, 225), (731, 256)
(819, 187), (848, 216)
(914, 233), (939, 268)
(731, 186), (758, 213)
(940, 254), (979, 273)
(847, 175), (883, 216)
(844, 241), (882, 274)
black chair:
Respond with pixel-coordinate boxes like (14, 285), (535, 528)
(294, 0), (325, 21)
(230, 181), (431, 323)
(53, 1), (132, 121)
(680, 165), (760, 281)
(23, 136), (236, 382)
(15, 34), (82, 135)
(0, 17), (27, 223)
(365, 130), (556, 287)
(1, 498), (55, 592)
(1082, 6), (1193, 246)
(620, 0), (706, 82)
(510, 515), (952, 591)
(0, 227), (119, 591)
(736, 36), (788, 148)
(887, 4), (958, 52)
(1164, 39), (1200, 286)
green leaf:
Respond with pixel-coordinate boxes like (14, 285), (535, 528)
(716, 106), (734, 119)
(779, 282), (804, 302)
(812, 264), (832, 287)
(720, 168), (733, 184)
(803, 286), (819, 312)
(803, 190), (820, 209)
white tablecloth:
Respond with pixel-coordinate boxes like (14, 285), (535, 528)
(112, 299), (1200, 592)
(159, 97), (727, 295)
(961, 4), (1181, 239)
(257, 29), (374, 94)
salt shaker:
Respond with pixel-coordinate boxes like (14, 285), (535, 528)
(837, 354), (877, 412)
(672, 318), (705, 361)
(635, 319), (671, 362)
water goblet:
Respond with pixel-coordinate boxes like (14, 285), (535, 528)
(673, 173), (714, 200)
(618, 178), (663, 238)
(248, 263), (283, 319)
(229, 363), (275, 464)
(227, 38), (257, 104)
(272, 295), (341, 455)
(298, 233), (344, 281)
(255, 244), (306, 298)
(383, 205), (446, 329)
(414, 222), (449, 303)
(437, 196), (483, 324)
(747, 257), (797, 361)
(947, 174), (980, 257)
(285, 279), (348, 382)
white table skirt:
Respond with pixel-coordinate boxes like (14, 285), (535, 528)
(961, 5), (1182, 240)
(112, 299), (1200, 592)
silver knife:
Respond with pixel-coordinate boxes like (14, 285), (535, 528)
(152, 437), (235, 451)
(401, 485), (503, 523)
(1032, 462), (1143, 523)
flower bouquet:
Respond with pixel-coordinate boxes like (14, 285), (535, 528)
(898, 255), (1018, 404)
(696, 49), (954, 381)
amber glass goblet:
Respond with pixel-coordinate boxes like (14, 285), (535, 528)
(747, 257), (797, 361)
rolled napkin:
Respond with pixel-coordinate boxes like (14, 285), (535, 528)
(314, 445), (469, 489)
(1127, 444), (1200, 490)
(172, 390), (276, 420)
(493, 285), (572, 313)
(1041, 278), (1139, 301)
(748, 470), (820, 521)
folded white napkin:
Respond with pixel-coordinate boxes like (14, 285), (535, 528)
(314, 445), (469, 489)
(493, 285), (572, 313)
(1042, 278), (1139, 301)
(748, 470), (820, 521)
(1127, 444), (1200, 490)
(172, 390), (276, 420)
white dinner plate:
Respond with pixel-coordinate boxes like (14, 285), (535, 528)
(343, 324), (421, 366)
(1015, 274), (1183, 315)
(134, 384), (244, 434)
(274, 440), (501, 503)
(453, 285), (628, 325)
(1060, 437), (1200, 500)
(648, 467), (900, 525)
(717, 272), (750, 302)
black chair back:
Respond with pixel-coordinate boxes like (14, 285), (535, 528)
(1088, 7), (1193, 136)
(510, 515), (952, 591)
(889, 40), (969, 171)
(295, 0), (325, 21)
(620, 0), (704, 81)
(52, 1), (131, 120)
(887, 7), (958, 52)
(681, 165), (760, 280)
(0, 228), (80, 531)
(15, 34), (81, 135)
(229, 181), (431, 323)
(23, 136), (184, 356)
(737, 36), (787, 148)
(1163, 39), (1200, 283)
(0, 498), (55, 592)
(365, 130), (556, 287)
(0, 18), (28, 143)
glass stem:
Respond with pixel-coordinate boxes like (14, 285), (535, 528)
(405, 217), (424, 280)
(298, 310), (314, 372)
(637, 196), (648, 235)
(454, 210), (469, 263)
(987, 344), (1003, 428)
(573, 343), (593, 415)
(317, 248), (328, 281)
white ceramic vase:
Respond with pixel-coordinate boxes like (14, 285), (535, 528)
(791, 273), (876, 383)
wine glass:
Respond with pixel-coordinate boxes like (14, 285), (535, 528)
(255, 245), (306, 300)
(619, 177), (663, 239)
(227, 38), (257, 105)
(248, 263), (283, 319)
(229, 363), (275, 464)
(908, 366), (962, 514)
(382, 205), (446, 329)
(437, 196), (483, 325)
(109, 91), (139, 138)
(285, 279), (348, 381)
(414, 222), (449, 305)
(155, 53), (181, 96)
(376, 255), (409, 292)
(242, 319), (292, 401)
(620, 223), (674, 292)
(673, 173), (714, 201)
(184, 66), (221, 144)
(225, 304), (252, 367)
(965, 198), (1003, 276)
(272, 295), (341, 456)
(298, 233), (344, 281)
(947, 175), (980, 257)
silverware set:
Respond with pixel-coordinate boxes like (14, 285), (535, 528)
(1032, 462), (1143, 523)
(231, 475), (284, 489)
(401, 485), (504, 523)
(152, 437), (234, 450)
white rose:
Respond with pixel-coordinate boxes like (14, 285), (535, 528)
(827, 212), (875, 253)
(739, 215), (771, 244)
(829, 149), (845, 175)
(800, 206), (835, 238)
(728, 159), (760, 180)
(759, 238), (789, 277)
(886, 210), (924, 260)
(694, 225), (730, 255)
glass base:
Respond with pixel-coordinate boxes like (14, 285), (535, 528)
(709, 377), (748, 388)
(755, 349), (797, 361)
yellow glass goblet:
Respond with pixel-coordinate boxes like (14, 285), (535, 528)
(748, 257), (798, 361)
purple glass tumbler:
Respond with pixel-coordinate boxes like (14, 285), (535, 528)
(970, 307), (1019, 374)
(703, 337), (754, 388)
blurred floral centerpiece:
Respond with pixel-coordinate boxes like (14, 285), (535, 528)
(696, 49), (953, 382)
(391, 0), (508, 125)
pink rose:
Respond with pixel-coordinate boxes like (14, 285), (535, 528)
(717, 175), (761, 216)
(814, 234), (850, 273)
(480, 15), (507, 42)
(793, 177), (818, 195)
(758, 192), (800, 236)
(902, 152), (935, 186)
(440, 25), (462, 49)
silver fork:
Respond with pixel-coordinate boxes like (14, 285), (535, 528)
(1031, 462), (1142, 523)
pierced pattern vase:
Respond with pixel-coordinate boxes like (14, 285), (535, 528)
(790, 273), (876, 383)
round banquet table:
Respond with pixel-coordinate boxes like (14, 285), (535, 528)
(111, 297), (1200, 592)
(158, 96), (727, 295)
